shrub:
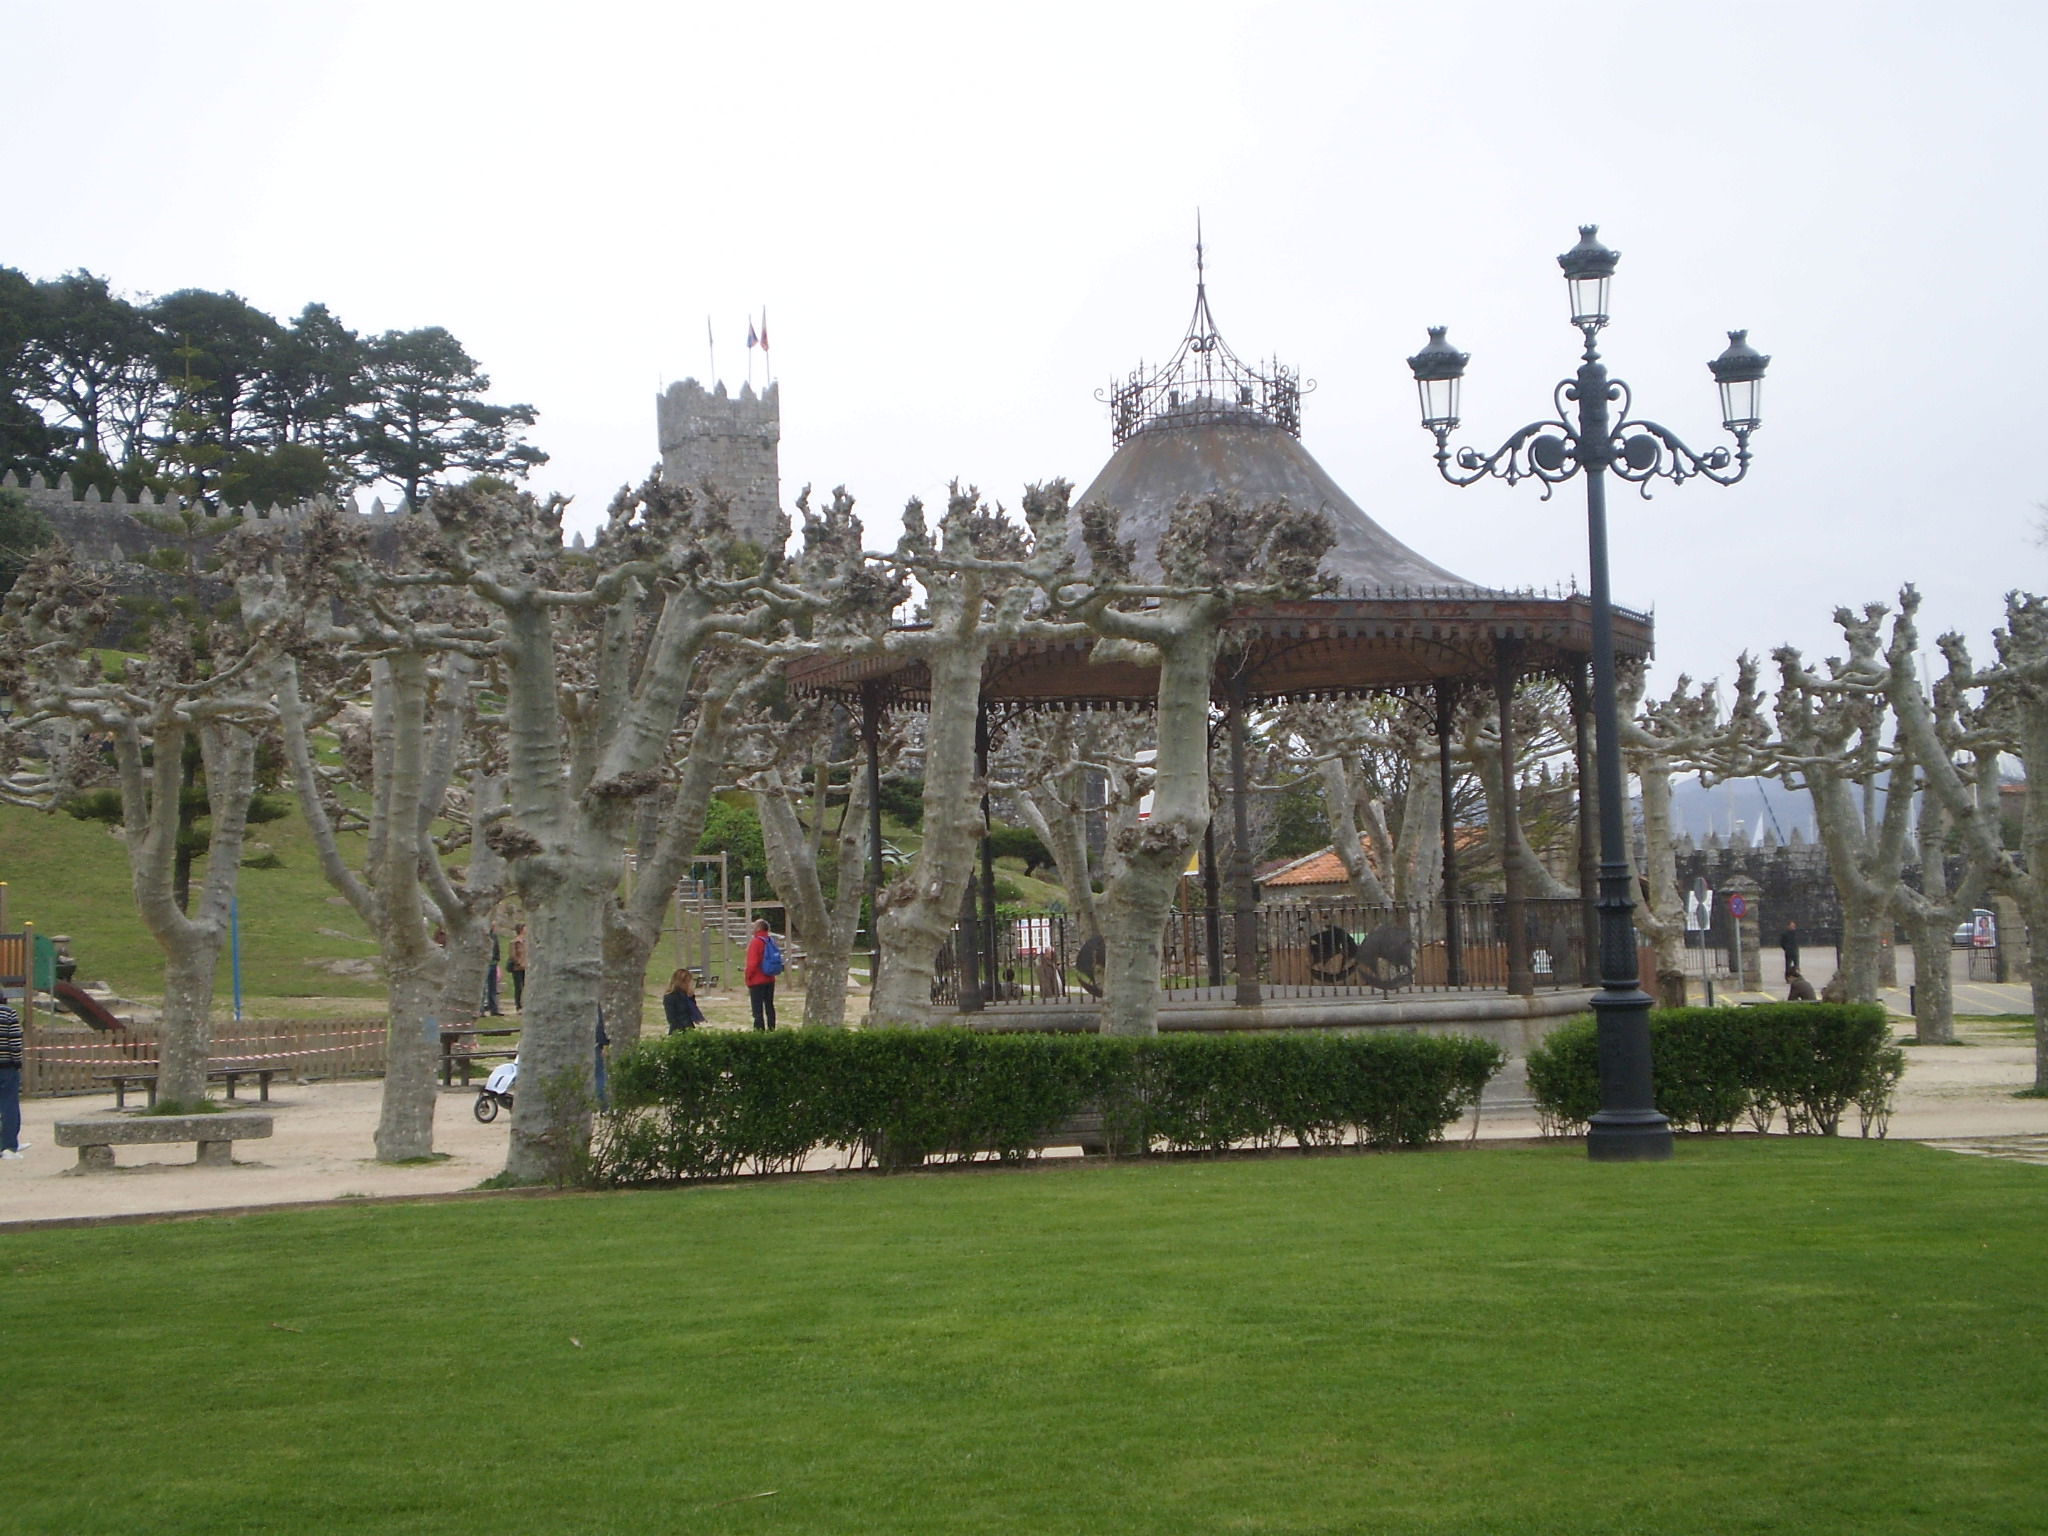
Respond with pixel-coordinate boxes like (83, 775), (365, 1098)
(1525, 1004), (1902, 1138)
(597, 1028), (1504, 1185)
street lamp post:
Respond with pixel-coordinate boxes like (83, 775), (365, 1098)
(1407, 226), (1768, 1162)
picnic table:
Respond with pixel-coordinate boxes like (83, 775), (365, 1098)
(92, 1062), (290, 1110)
(440, 1023), (520, 1087)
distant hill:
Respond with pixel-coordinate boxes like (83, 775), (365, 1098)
(1665, 775), (1817, 844)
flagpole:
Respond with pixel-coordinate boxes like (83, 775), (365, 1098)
(762, 306), (771, 385)
(706, 314), (715, 387)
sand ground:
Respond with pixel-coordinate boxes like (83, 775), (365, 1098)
(4, 987), (2044, 1230)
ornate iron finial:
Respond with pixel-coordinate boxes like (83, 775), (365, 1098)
(1097, 228), (1313, 444)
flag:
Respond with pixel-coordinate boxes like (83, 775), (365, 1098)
(746, 320), (758, 350)
(759, 311), (769, 351)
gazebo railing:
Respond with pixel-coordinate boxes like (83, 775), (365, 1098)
(935, 897), (1597, 1009)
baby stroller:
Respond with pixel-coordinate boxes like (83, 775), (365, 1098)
(473, 1059), (518, 1123)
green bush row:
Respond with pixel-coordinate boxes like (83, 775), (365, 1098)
(1524, 1004), (1904, 1138)
(598, 1028), (1505, 1183)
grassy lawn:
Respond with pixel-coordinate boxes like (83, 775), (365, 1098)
(6, 1139), (2044, 1534)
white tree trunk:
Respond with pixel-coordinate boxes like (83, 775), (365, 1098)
(873, 635), (989, 1026)
(1626, 745), (1688, 1000)
(1097, 620), (1221, 1036)
(1390, 740), (1443, 906)
(757, 761), (870, 1029)
(125, 718), (261, 1106)
(1319, 757), (1391, 905)
(603, 691), (746, 1046)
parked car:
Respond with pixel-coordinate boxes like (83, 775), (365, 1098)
(1952, 909), (1998, 947)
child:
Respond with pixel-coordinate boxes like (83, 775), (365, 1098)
(663, 968), (706, 1032)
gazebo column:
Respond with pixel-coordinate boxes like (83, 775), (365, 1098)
(1202, 821), (1224, 988)
(862, 684), (885, 1000)
(1436, 681), (1463, 987)
(1226, 685), (1261, 1007)
(1495, 641), (1533, 996)
(955, 872), (982, 1013)
(977, 700), (998, 1003)
(1568, 660), (1601, 986)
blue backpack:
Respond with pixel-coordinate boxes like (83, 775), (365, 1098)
(761, 934), (785, 976)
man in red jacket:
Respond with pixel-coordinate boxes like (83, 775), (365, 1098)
(744, 918), (779, 1031)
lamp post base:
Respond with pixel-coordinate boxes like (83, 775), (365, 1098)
(1586, 1110), (1674, 1162)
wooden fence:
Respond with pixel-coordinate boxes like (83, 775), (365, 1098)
(25, 1019), (387, 1096)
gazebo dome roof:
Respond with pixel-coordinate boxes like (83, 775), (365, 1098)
(1075, 404), (1478, 592)
(1076, 238), (1482, 593)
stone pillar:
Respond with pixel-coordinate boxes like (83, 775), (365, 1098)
(1724, 875), (1763, 989)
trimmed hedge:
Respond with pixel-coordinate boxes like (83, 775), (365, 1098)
(1525, 1004), (1904, 1138)
(597, 1028), (1505, 1184)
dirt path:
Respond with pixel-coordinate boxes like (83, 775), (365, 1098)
(4, 1023), (2043, 1228)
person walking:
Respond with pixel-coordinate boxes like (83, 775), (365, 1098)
(594, 1007), (611, 1109)
(1779, 920), (1801, 976)
(663, 968), (705, 1033)
(744, 918), (780, 1031)
(0, 990), (24, 1158)
(480, 925), (503, 1016)
(507, 923), (528, 1011)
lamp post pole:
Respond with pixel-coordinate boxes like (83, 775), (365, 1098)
(1407, 226), (1768, 1162)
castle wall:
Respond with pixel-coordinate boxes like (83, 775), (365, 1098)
(655, 378), (781, 551)
(1, 471), (405, 646)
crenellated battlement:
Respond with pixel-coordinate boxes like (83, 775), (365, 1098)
(0, 469), (412, 525)
(655, 378), (781, 549)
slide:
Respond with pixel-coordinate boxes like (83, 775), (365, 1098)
(55, 979), (126, 1032)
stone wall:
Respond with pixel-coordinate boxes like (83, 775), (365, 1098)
(1, 471), (409, 646)
(655, 378), (781, 551)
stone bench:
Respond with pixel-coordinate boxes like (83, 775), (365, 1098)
(53, 1112), (275, 1172)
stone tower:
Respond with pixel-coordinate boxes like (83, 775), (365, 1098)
(655, 378), (781, 550)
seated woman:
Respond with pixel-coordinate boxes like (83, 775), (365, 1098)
(1785, 967), (1817, 1002)
(663, 968), (706, 1032)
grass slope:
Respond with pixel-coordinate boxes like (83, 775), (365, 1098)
(0, 799), (383, 999)
(6, 1139), (2045, 1534)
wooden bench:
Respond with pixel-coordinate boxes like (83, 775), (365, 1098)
(54, 1112), (274, 1171)
(92, 1064), (290, 1109)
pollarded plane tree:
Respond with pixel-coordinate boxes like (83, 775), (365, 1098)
(1765, 608), (1918, 1005)
(0, 539), (290, 1106)
(1876, 589), (2024, 1056)
(599, 645), (784, 1043)
(263, 505), (503, 1159)
(599, 483), (891, 1038)
(739, 695), (875, 1030)
(421, 473), (862, 1180)
(1456, 683), (1580, 902)
(1615, 657), (1769, 1006)
(991, 711), (1155, 958)
(1272, 695), (1465, 909)
(863, 482), (1074, 1027)
(1062, 490), (1334, 1037)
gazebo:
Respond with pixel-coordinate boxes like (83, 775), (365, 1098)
(788, 250), (1652, 1021)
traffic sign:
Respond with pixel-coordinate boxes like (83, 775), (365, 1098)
(1727, 894), (1747, 918)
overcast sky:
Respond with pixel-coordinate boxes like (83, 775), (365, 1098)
(9, 0), (2045, 692)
